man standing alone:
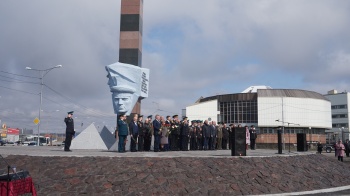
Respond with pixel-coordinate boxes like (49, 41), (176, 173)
(249, 125), (257, 150)
(64, 111), (75, 152)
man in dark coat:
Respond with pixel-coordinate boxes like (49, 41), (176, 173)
(210, 121), (217, 150)
(64, 111), (75, 152)
(129, 114), (139, 152)
(170, 115), (180, 151)
(222, 124), (229, 150)
(196, 121), (203, 150)
(228, 124), (234, 149)
(143, 118), (152, 151)
(153, 115), (161, 152)
(180, 118), (190, 151)
(190, 120), (197, 150)
(137, 115), (145, 152)
(202, 120), (210, 150)
(165, 116), (171, 149)
(249, 125), (257, 150)
(117, 114), (128, 153)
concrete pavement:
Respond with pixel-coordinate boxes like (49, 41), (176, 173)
(1, 146), (350, 195)
(0, 145), (315, 158)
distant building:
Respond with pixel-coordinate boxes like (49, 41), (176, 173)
(324, 90), (350, 141)
(186, 86), (332, 146)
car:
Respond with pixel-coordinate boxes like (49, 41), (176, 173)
(5, 142), (16, 146)
(27, 141), (38, 146)
(323, 144), (335, 153)
(0, 140), (5, 146)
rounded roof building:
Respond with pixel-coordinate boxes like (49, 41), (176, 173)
(186, 86), (331, 130)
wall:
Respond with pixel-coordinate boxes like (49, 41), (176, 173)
(258, 97), (332, 129)
(324, 93), (350, 133)
(256, 133), (326, 144)
(186, 100), (218, 122)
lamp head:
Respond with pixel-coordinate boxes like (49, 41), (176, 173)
(55, 65), (62, 68)
(25, 67), (32, 70)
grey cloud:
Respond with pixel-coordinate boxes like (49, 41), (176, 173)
(1, 0), (350, 131)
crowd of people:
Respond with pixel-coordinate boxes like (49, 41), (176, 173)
(116, 114), (258, 153)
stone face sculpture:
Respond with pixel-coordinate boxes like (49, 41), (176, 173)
(106, 62), (149, 115)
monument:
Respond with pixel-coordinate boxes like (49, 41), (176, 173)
(118, 0), (144, 115)
(106, 0), (147, 116)
(106, 62), (149, 115)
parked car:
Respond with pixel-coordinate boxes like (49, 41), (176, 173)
(323, 144), (335, 153)
(0, 140), (5, 146)
(5, 142), (16, 146)
(27, 141), (38, 146)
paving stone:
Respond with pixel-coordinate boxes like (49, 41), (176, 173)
(2, 154), (350, 195)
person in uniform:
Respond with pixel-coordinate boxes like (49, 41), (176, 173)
(217, 122), (223, 150)
(137, 115), (145, 152)
(190, 120), (197, 150)
(198, 120), (204, 150)
(229, 124), (236, 150)
(143, 118), (152, 151)
(249, 125), (257, 150)
(170, 115), (179, 151)
(129, 114), (139, 152)
(202, 120), (210, 150)
(222, 124), (229, 150)
(117, 114), (128, 153)
(210, 121), (217, 150)
(153, 115), (161, 152)
(64, 111), (75, 152)
(180, 117), (190, 151)
(165, 115), (172, 150)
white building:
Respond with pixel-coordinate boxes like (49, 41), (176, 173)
(186, 86), (332, 144)
(324, 90), (350, 141)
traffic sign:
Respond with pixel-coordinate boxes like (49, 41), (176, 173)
(33, 117), (40, 125)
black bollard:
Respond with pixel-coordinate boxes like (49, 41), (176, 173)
(277, 129), (282, 154)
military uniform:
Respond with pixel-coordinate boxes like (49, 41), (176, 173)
(137, 118), (145, 152)
(222, 125), (229, 150)
(64, 111), (75, 152)
(217, 124), (223, 150)
(170, 121), (178, 151)
(117, 115), (128, 152)
(129, 120), (139, 152)
(143, 121), (152, 151)
(249, 126), (257, 150)
(180, 121), (190, 151)
(190, 123), (197, 150)
(197, 122), (203, 150)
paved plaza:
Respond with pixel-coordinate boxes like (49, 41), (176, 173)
(0, 145), (315, 158)
(1, 146), (350, 195)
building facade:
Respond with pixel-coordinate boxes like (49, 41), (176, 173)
(186, 86), (332, 145)
(324, 90), (350, 141)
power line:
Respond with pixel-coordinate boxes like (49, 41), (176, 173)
(0, 78), (40, 85)
(0, 85), (39, 95)
(44, 84), (115, 118)
(0, 70), (40, 79)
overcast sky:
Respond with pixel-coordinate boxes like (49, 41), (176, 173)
(1, 0), (350, 133)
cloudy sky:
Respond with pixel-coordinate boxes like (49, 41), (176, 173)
(1, 0), (350, 133)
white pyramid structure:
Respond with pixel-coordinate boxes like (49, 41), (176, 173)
(100, 126), (116, 150)
(70, 123), (108, 150)
(109, 135), (131, 151)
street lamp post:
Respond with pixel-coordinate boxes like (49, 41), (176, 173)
(276, 119), (300, 153)
(26, 65), (62, 145)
